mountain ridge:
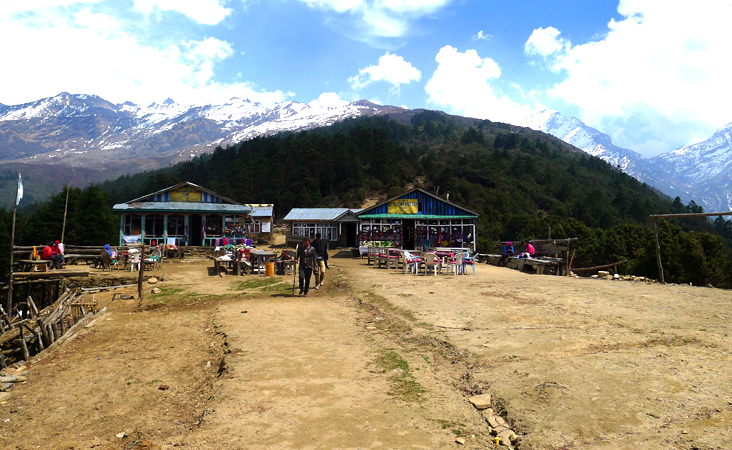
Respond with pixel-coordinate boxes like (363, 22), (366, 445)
(2, 92), (731, 213)
(528, 110), (732, 212)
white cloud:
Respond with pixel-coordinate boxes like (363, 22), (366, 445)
(132, 0), (232, 25)
(349, 52), (421, 91)
(0, 0), (100, 19)
(309, 92), (350, 108)
(528, 0), (732, 155)
(0, 3), (288, 107)
(524, 26), (566, 57)
(300, 0), (365, 13)
(297, 0), (452, 39)
(425, 46), (534, 125)
(473, 30), (491, 41)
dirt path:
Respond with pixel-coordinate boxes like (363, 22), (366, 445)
(341, 257), (732, 450)
(2, 252), (732, 450)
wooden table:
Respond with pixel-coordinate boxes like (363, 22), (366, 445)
(18, 259), (51, 272)
(250, 250), (276, 274)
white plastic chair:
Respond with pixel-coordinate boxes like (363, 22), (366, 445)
(459, 252), (475, 275)
(445, 254), (460, 276)
(423, 253), (439, 276)
(129, 252), (141, 272)
(402, 251), (420, 274)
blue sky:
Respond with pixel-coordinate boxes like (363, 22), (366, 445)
(1, 0), (730, 157)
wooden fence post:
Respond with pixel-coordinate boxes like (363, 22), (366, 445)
(652, 218), (665, 284)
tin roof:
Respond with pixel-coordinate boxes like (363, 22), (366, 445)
(113, 202), (252, 213)
(283, 208), (361, 222)
(245, 204), (273, 217)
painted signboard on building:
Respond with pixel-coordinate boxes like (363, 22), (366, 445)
(170, 187), (202, 202)
(387, 199), (418, 214)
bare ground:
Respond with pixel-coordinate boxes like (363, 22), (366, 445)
(1, 249), (732, 450)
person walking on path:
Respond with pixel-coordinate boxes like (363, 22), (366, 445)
(312, 233), (329, 290)
(296, 239), (317, 296)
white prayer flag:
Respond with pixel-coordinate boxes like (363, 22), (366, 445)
(16, 173), (23, 206)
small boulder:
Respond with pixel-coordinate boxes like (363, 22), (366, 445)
(455, 437), (465, 445)
(151, 287), (162, 294)
(487, 415), (500, 428)
(598, 270), (610, 277)
(468, 393), (492, 410)
(147, 277), (158, 285)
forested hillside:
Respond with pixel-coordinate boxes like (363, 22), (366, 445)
(4, 112), (732, 287)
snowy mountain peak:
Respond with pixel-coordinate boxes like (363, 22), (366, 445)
(528, 110), (732, 212)
(0, 92), (395, 179)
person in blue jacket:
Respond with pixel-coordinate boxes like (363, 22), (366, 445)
(499, 241), (514, 266)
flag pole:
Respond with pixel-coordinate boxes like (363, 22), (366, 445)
(7, 171), (20, 314)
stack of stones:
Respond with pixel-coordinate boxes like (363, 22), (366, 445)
(468, 393), (519, 448)
(0, 363), (29, 401)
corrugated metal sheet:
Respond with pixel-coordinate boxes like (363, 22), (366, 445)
(284, 208), (353, 221)
(246, 205), (274, 217)
(113, 202), (252, 213)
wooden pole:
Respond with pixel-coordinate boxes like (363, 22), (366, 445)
(653, 218), (665, 284)
(572, 260), (628, 272)
(568, 249), (576, 275)
(138, 244), (145, 301)
(61, 185), (71, 243)
(292, 244), (299, 296)
(8, 171), (21, 315)
(18, 321), (29, 362)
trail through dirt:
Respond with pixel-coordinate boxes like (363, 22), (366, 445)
(2, 249), (732, 450)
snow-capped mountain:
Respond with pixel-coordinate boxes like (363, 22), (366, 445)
(528, 110), (732, 212)
(525, 109), (646, 176)
(0, 92), (394, 168)
(654, 123), (732, 211)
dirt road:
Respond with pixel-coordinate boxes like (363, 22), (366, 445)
(2, 252), (731, 449)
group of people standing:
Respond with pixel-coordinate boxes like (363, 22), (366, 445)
(296, 233), (329, 297)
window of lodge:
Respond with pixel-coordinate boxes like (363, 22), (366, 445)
(293, 223), (338, 240)
(144, 213), (165, 237)
(167, 214), (185, 237)
(205, 215), (223, 237)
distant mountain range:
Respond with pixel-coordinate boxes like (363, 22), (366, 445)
(0, 93), (401, 204)
(1, 92), (731, 213)
(527, 110), (732, 212)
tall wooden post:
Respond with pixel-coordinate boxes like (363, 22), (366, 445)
(61, 185), (70, 243)
(653, 218), (665, 284)
(138, 243), (145, 301)
(7, 172), (21, 314)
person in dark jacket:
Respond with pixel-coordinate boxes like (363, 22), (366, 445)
(311, 233), (329, 289)
(296, 240), (317, 297)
